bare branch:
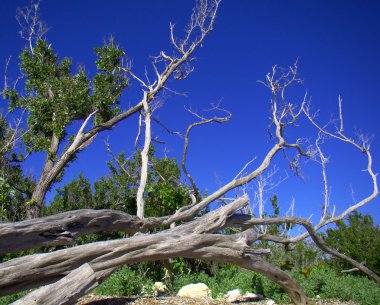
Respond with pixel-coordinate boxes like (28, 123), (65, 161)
(152, 117), (182, 138)
(27, 0), (222, 215)
(338, 95), (344, 132)
(136, 93), (152, 219)
(226, 213), (380, 285)
(182, 103), (231, 200)
(16, 0), (49, 53)
(0, 110), (26, 155)
(233, 156), (257, 180)
(3, 56), (11, 92)
(135, 111), (142, 149)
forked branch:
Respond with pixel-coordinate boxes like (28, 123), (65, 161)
(182, 103), (231, 201)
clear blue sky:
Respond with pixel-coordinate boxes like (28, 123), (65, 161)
(0, 0), (379, 223)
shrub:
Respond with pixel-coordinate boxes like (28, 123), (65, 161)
(94, 265), (154, 296)
(167, 263), (380, 305)
(323, 211), (380, 275)
(0, 291), (30, 305)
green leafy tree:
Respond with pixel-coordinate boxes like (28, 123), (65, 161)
(93, 148), (191, 217)
(46, 173), (93, 214)
(3, 38), (128, 218)
(324, 211), (380, 275)
(49, 148), (191, 219)
(0, 114), (34, 221)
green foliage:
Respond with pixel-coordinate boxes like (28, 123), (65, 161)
(94, 265), (153, 296)
(2, 37), (129, 205)
(0, 290), (31, 305)
(45, 173), (93, 214)
(0, 115), (34, 221)
(92, 37), (128, 125)
(166, 264), (380, 304)
(2, 263), (379, 304)
(292, 265), (380, 305)
(47, 147), (191, 222)
(324, 211), (380, 275)
(167, 264), (269, 299)
(91, 149), (191, 217)
(265, 240), (324, 275)
(7, 40), (92, 153)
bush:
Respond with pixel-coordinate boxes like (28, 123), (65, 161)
(167, 263), (380, 305)
(2, 263), (379, 305)
(94, 265), (154, 296)
(0, 291), (30, 305)
(324, 211), (380, 275)
(297, 266), (380, 305)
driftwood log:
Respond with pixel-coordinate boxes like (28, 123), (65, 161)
(10, 263), (98, 305)
(0, 209), (142, 254)
(0, 195), (308, 305)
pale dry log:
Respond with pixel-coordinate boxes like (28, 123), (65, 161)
(0, 194), (245, 255)
(0, 194), (247, 255)
(0, 231), (307, 305)
(0, 195), (308, 305)
(0, 195), (248, 295)
(10, 263), (98, 305)
(0, 209), (141, 254)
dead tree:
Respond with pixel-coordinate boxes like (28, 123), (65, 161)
(0, 1), (379, 305)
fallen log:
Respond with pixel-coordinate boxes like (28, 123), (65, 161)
(0, 195), (249, 295)
(0, 194), (243, 255)
(0, 209), (142, 255)
(10, 263), (98, 305)
(0, 195), (308, 305)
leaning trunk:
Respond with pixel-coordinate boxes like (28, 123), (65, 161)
(27, 133), (59, 219)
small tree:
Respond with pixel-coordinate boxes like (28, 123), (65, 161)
(47, 173), (93, 214)
(324, 211), (380, 275)
(3, 37), (128, 218)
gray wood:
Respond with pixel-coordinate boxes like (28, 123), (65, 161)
(0, 195), (308, 305)
(0, 209), (141, 254)
(10, 263), (98, 305)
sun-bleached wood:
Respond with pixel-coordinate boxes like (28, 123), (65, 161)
(10, 263), (98, 305)
(0, 209), (141, 254)
(0, 195), (308, 305)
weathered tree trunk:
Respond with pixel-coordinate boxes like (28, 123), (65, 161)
(10, 263), (98, 305)
(27, 133), (59, 219)
(0, 231), (307, 305)
(0, 209), (141, 254)
(0, 196), (308, 305)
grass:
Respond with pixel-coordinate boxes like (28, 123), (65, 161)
(93, 264), (380, 305)
(1, 264), (379, 305)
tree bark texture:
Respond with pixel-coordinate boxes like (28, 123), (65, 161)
(28, 133), (59, 219)
(10, 263), (98, 305)
(0, 209), (141, 255)
(0, 195), (308, 305)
